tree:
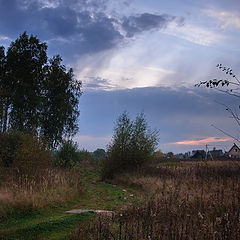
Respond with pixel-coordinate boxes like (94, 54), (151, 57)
(93, 148), (106, 159)
(41, 55), (82, 148)
(102, 112), (159, 179)
(166, 151), (174, 158)
(155, 149), (164, 158)
(6, 32), (48, 132)
(0, 32), (82, 147)
(55, 140), (79, 168)
(196, 64), (240, 142)
(0, 46), (9, 133)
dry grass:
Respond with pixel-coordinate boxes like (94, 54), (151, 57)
(71, 160), (240, 239)
(0, 167), (82, 217)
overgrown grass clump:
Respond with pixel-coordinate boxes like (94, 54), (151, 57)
(0, 167), (83, 220)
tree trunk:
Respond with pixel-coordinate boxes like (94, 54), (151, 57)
(2, 102), (9, 133)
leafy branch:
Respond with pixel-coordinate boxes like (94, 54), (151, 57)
(196, 64), (240, 142)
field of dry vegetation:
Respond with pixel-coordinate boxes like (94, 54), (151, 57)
(0, 166), (82, 219)
(71, 160), (240, 240)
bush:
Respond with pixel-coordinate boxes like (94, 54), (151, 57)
(76, 149), (93, 162)
(55, 140), (96, 168)
(0, 131), (52, 169)
(93, 148), (106, 159)
(102, 112), (159, 179)
(0, 131), (22, 167)
(55, 140), (79, 168)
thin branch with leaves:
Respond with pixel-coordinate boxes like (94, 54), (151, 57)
(196, 64), (240, 142)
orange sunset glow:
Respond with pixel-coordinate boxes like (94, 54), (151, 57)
(171, 137), (232, 146)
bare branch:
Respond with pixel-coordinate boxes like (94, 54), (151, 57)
(211, 124), (240, 143)
(214, 100), (240, 127)
(212, 88), (240, 99)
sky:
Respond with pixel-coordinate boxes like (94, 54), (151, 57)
(0, 0), (240, 153)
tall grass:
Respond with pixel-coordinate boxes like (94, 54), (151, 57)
(0, 167), (82, 219)
(71, 161), (240, 239)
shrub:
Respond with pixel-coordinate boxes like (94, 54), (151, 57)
(0, 131), (52, 169)
(55, 140), (79, 168)
(102, 112), (159, 179)
(93, 148), (106, 159)
(76, 149), (94, 162)
(0, 131), (22, 167)
(15, 134), (52, 171)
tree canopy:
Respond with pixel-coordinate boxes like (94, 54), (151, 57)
(0, 32), (82, 148)
(102, 112), (159, 179)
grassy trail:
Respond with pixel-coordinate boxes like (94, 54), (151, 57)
(1, 211), (94, 240)
(0, 170), (139, 240)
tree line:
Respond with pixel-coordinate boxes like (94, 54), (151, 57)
(0, 32), (82, 148)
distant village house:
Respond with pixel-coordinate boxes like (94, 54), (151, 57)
(227, 143), (240, 158)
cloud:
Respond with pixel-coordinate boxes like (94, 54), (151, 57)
(77, 85), (237, 153)
(143, 66), (175, 74)
(80, 65), (176, 91)
(0, 35), (9, 41)
(83, 76), (115, 91)
(162, 22), (224, 46)
(170, 137), (232, 146)
(204, 8), (240, 30)
(122, 13), (177, 37)
(0, 0), (182, 60)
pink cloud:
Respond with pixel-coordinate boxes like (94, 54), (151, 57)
(170, 137), (232, 146)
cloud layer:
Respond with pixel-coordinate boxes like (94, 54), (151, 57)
(77, 85), (237, 152)
(0, 0), (183, 60)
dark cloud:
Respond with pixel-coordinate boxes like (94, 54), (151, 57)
(122, 13), (176, 37)
(0, 0), (182, 60)
(83, 77), (114, 90)
(40, 7), (79, 37)
(78, 13), (123, 53)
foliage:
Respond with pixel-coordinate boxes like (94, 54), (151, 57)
(0, 131), (22, 167)
(102, 112), (159, 179)
(55, 140), (79, 168)
(41, 55), (82, 148)
(77, 149), (92, 159)
(93, 148), (106, 159)
(5, 32), (48, 133)
(154, 149), (164, 158)
(55, 140), (97, 168)
(0, 131), (52, 168)
(166, 151), (174, 158)
(0, 32), (82, 148)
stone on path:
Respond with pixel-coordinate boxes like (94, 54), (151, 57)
(65, 209), (114, 216)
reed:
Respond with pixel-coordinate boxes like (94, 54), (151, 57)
(0, 167), (82, 218)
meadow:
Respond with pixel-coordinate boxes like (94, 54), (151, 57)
(0, 159), (239, 239)
(71, 160), (240, 239)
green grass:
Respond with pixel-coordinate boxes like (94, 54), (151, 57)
(0, 210), (94, 240)
(0, 169), (140, 240)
